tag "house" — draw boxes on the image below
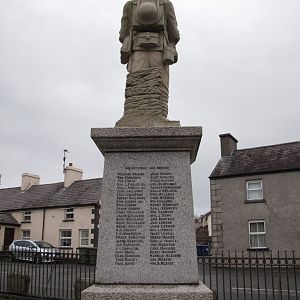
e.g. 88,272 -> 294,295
195,212 -> 211,245
210,134 -> 300,256
0,164 -> 102,251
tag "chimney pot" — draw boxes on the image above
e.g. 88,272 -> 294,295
219,133 -> 238,156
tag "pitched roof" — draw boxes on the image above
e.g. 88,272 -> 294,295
0,213 -> 20,226
210,141 -> 300,179
0,178 -> 102,212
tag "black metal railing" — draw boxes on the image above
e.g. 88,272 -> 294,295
199,251 -> 300,300
0,248 -> 97,300
0,249 -> 298,299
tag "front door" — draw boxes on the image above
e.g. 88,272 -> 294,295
3,227 -> 15,250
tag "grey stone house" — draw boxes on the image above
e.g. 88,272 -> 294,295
210,134 -> 300,256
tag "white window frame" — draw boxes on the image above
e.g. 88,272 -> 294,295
64,208 -> 74,220
59,230 -> 72,247
246,180 -> 263,201
21,230 -> 30,240
79,229 -> 90,247
23,211 -> 31,222
248,220 -> 267,249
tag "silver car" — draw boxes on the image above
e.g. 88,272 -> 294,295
9,240 -> 60,263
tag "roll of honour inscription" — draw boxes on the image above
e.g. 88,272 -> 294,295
115,171 -> 146,266
150,170 -> 181,266
115,166 -> 182,267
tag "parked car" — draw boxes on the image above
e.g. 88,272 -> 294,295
8,240 -> 60,263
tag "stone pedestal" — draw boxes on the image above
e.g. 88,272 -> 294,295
82,127 -> 213,299
82,282 -> 212,300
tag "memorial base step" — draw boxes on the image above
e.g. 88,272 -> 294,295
82,282 -> 213,300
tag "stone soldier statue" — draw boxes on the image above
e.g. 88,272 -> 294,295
116,0 -> 180,127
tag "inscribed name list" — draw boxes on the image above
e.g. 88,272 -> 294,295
115,166 -> 181,266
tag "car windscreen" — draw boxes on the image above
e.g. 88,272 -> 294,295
34,241 -> 54,248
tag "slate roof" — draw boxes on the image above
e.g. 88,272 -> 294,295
0,213 -> 20,226
210,141 -> 300,179
0,178 -> 102,212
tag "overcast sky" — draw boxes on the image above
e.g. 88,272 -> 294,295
0,0 -> 299,215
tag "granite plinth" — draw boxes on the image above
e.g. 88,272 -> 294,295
82,282 -> 213,300
91,127 -> 202,163
89,126 -> 207,296
96,151 -> 199,284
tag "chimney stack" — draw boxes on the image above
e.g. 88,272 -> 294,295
219,133 -> 238,156
64,163 -> 83,188
21,173 -> 40,192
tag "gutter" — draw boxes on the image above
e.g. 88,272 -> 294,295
209,168 -> 300,180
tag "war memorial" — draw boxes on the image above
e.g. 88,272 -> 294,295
82,0 -> 213,299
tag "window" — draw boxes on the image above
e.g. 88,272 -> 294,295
23,241 -> 35,248
35,241 -> 54,248
64,208 -> 74,220
246,180 -> 263,201
249,220 -> 266,249
79,230 -> 89,247
23,211 -> 31,222
21,230 -> 30,240
14,241 -> 25,247
60,230 -> 72,247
